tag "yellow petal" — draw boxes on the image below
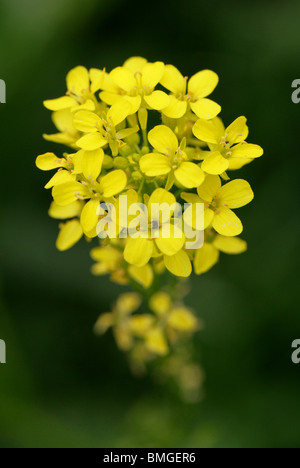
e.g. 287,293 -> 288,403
149,292 -> 172,316
167,307 -> 197,331
192,119 -> 220,144
141,61 -> 165,88
128,264 -> 154,289
155,225 -> 185,256
43,96 -> 76,111
94,313 -> 114,335
99,170 -> 127,198
183,203 -> 205,232
227,158 -> 252,170
71,99 -> 95,112
76,133 -> 107,151
144,90 -> 170,110
52,181 -> 90,206
190,98 -> 221,120
194,243 -> 219,274
124,56 -> 148,73
188,69 -> 219,98
73,111 -> 102,133
145,328 -> 169,356
56,219 -> 83,251
201,151 -> 229,175
123,95 -> 142,113
164,250 -> 192,277
99,91 -> 120,106
139,153 -> 171,177
124,237 -> 154,267
45,170 -> 75,189
148,125 -> 178,154
43,133 -> 77,146
174,162 -> 205,188
66,66 -> 90,95
90,245 -> 122,270
226,116 -> 249,145
148,188 -> 176,214
52,108 -> 77,134
213,235 -> 247,254
89,68 -> 105,93
80,199 -> 100,234
162,95 -> 187,119
49,200 -> 82,219
218,179 -> 254,208
129,315 -> 155,337
99,72 -> 119,92
197,175 -> 221,202
107,100 -> 132,126
110,66 -> 136,91
82,149 -> 104,179
117,126 -> 139,140
212,207 -> 243,236
160,64 -> 186,94
230,143 -> 263,159
181,193 -> 201,204
116,292 -> 142,315
204,208 -> 215,228
36,152 -> 65,171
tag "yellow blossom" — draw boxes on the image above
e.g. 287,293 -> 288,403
100,59 -> 170,112
160,64 -> 221,120
182,175 -> 253,236
140,125 -> 205,189
123,188 -> 185,267
193,116 -> 264,174
44,66 -> 96,112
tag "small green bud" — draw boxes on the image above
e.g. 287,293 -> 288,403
132,153 -> 141,163
132,171 -> 143,181
119,144 -> 132,157
126,133 -> 140,146
141,146 -> 150,155
113,157 -> 129,169
102,155 -> 114,169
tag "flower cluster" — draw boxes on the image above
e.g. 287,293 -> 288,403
36,57 -> 263,397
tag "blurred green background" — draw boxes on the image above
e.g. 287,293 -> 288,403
0,0 -> 299,448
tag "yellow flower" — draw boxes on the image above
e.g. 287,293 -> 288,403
160,64 -> 221,119
140,125 -> 205,189
100,59 -> 170,112
150,292 -> 198,332
43,108 -> 80,147
182,175 -> 253,236
52,169 -> 127,206
193,116 -> 264,174
44,66 -> 96,112
94,292 -> 142,351
123,188 -> 185,267
74,101 -> 139,155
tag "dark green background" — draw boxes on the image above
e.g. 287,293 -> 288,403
0,0 -> 299,448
